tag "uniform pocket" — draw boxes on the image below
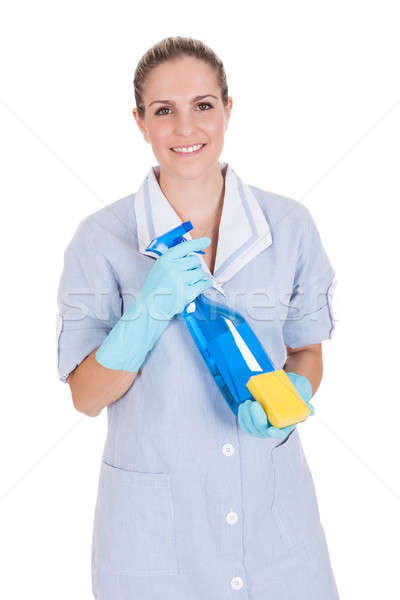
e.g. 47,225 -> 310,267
270,428 -> 322,551
92,460 -> 178,576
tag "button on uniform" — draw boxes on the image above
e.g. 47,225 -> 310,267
231,576 -> 244,590
222,443 -> 235,456
226,511 -> 238,525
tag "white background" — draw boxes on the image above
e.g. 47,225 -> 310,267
1,1 -> 399,598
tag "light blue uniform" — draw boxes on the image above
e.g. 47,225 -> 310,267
56,162 -> 339,599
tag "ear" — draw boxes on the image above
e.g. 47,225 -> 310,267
224,97 -> 233,129
132,108 -> 150,143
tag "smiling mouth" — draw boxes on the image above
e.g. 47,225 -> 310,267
170,143 -> 206,154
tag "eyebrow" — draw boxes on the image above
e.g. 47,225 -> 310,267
147,94 -> 219,108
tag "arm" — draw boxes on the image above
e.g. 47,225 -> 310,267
283,342 -> 323,396
62,236 -> 213,417
67,348 -> 137,417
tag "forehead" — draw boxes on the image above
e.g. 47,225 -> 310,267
143,56 -> 218,99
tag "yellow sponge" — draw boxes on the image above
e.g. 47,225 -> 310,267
246,369 -> 311,428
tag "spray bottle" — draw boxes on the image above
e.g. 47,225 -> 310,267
146,221 -> 311,427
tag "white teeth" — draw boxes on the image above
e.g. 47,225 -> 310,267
172,144 -> 204,153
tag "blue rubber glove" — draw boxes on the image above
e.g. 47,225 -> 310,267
95,237 -> 212,372
238,372 -> 314,439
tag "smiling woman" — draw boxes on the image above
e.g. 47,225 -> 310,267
132,51 -> 232,187
56,36 -> 339,600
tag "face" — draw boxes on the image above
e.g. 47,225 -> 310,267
132,56 -> 232,179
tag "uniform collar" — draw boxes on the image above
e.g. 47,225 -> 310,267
134,161 -> 272,296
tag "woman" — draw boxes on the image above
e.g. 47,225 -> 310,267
56,37 -> 339,599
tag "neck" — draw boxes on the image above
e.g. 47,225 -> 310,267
156,163 -> 226,229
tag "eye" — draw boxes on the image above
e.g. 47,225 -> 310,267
155,102 -> 213,116
155,106 -> 172,116
196,102 -> 213,111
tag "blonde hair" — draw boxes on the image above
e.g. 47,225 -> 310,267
133,36 -> 229,119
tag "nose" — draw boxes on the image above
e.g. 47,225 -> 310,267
174,110 -> 196,136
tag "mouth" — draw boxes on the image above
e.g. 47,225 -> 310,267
170,143 -> 206,156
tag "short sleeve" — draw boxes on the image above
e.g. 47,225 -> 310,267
56,218 -> 122,383
282,206 -> 336,349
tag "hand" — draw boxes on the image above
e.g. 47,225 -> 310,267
138,237 -> 213,321
96,237 -> 212,373
237,372 -> 314,439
